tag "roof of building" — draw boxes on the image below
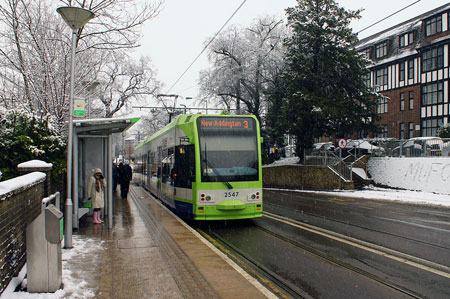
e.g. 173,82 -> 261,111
356,2 -> 450,49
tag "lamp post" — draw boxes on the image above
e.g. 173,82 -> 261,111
57,7 -> 94,248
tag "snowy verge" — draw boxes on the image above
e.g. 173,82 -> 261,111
265,185 -> 450,207
1,235 -> 103,299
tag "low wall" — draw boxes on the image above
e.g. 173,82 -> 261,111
263,164 -> 353,190
367,157 -> 450,194
0,160 -> 52,294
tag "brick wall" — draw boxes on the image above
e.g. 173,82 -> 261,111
378,85 -> 422,138
0,166 -> 50,294
263,165 -> 354,190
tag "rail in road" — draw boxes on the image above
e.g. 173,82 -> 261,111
194,191 -> 450,298
130,186 -> 450,298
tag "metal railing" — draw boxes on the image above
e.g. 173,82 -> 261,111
369,137 -> 450,158
304,149 -> 352,182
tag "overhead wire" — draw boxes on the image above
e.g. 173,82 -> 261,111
165,0 -> 248,94
357,0 -> 421,35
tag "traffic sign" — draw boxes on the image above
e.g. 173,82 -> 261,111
338,138 -> 347,149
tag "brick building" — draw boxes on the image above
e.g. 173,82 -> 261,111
356,3 -> 450,139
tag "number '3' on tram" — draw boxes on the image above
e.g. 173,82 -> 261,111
134,114 -> 263,220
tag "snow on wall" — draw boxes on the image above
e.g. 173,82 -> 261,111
367,157 -> 450,195
0,172 -> 46,199
17,160 -> 52,168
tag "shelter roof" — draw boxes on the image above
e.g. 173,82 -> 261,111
74,116 -> 140,135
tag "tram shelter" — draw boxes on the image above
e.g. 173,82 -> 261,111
72,116 -> 140,229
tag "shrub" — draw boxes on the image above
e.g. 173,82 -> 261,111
0,108 -> 66,180
438,123 -> 450,138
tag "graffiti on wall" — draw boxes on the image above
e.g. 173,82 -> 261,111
367,157 -> 450,195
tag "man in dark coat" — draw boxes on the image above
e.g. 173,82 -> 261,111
119,160 -> 132,199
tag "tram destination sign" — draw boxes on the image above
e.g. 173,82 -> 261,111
198,117 -> 253,130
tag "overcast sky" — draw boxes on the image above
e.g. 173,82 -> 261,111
136,0 -> 450,108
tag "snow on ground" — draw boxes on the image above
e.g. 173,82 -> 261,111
1,236 -> 103,299
267,185 -> 450,207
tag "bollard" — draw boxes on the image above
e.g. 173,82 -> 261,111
64,197 -> 73,248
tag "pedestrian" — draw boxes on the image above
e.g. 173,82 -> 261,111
88,168 -> 106,224
119,160 -> 132,199
112,162 -> 119,192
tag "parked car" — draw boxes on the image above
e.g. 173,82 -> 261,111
313,142 -> 336,152
392,137 -> 443,157
443,141 -> 450,157
343,139 -> 385,156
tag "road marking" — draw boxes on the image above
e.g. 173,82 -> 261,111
264,211 -> 450,279
329,197 -> 352,202
375,216 -> 450,233
388,211 -> 409,216
355,205 -> 373,210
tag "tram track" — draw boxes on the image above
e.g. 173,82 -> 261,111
264,201 -> 450,252
195,211 -> 444,299
131,186 -> 449,298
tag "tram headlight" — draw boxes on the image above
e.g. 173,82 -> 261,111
205,195 -> 212,201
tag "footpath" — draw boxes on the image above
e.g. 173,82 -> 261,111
65,184 -> 273,298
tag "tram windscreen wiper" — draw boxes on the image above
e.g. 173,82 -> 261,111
203,142 -> 233,189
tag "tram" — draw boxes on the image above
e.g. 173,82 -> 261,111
134,114 -> 263,220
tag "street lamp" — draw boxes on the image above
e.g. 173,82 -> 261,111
57,7 -> 94,248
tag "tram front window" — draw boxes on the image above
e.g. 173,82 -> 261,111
197,117 -> 259,182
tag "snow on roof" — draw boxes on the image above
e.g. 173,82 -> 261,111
0,172 -> 46,199
356,20 -> 421,50
356,3 -> 450,50
17,160 -> 53,169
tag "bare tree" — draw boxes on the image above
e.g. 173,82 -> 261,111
199,16 -> 287,122
94,55 -> 161,118
0,0 -> 162,131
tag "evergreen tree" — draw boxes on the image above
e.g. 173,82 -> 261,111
438,123 -> 450,138
0,108 -> 66,180
269,0 -> 380,159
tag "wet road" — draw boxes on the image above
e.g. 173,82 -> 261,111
197,189 -> 450,298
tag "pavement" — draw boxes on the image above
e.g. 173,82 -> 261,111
68,184 -> 273,299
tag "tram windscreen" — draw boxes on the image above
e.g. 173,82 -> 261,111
197,117 -> 259,182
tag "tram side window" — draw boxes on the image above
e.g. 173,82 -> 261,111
161,155 -> 173,184
174,145 -> 195,188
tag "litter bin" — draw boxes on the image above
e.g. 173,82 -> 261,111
26,203 -> 63,293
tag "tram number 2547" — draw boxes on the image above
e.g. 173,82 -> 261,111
224,191 -> 239,198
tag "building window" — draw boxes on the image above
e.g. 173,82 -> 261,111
399,62 -> 405,82
400,93 -> 405,111
422,46 -> 444,72
422,118 -> 443,136
409,91 -> 414,109
400,123 -> 405,139
408,122 -> 414,138
361,48 -> 371,59
425,15 -> 442,37
375,41 -> 388,58
377,97 -> 388,114
375,68 -> 388,86
377,125 -> 388,138
422,82 -> 443,105
408,59 -> 414,79
399,32 -> 414,47
363,72 -> 371,88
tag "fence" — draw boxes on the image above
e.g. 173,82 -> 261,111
370,137 -> 450,158
303,148 -> 352,182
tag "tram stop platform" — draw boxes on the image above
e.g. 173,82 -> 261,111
68,184 -> 273,298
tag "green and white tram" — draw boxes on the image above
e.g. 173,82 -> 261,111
134,114 -> 263,220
